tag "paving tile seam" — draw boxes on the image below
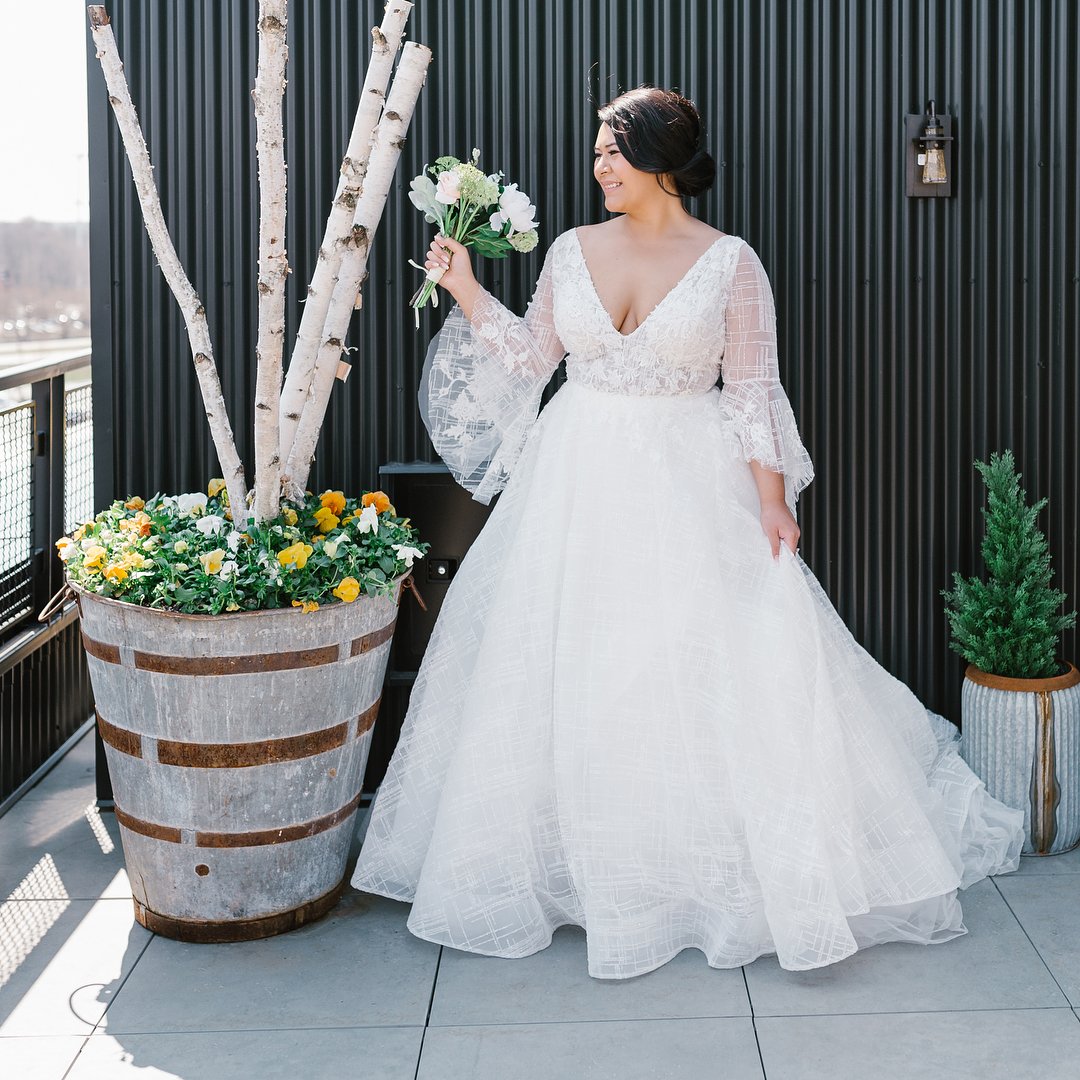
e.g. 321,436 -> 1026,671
424,1015 -> 760,1029
990,876 -> 1076,1007
74,1024 -> 430,1036
58,1034 -> 91,1080
753,1005 -> 1080,1021
89,931 -> 156,1035
414,946 -> 444,1080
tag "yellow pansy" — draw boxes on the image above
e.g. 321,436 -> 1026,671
332,577 -> 360,603
82,545 -> 107,571
72,525 -> 87,542
225,602 -> 240,612
291,599 -> 319,613
199,548 -> 226,575
207,478 -> 227,498
313,507 -> 339,534
320,490 -> 347,516
282,507 -> 298,526
173,539 -> 189,554
122,551 -> 149,570
124,496 -> 145,510
277,542 -> 314,570
103,563 -> 128,583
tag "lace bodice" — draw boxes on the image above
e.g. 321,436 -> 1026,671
419,226 -> 814,505
553,229 -> 736,396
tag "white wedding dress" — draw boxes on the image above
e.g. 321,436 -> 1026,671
350,227 -> 1024,978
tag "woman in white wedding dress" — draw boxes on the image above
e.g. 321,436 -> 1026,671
350,87 -> 1024,979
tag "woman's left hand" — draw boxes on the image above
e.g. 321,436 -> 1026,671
760,498 -> 800,560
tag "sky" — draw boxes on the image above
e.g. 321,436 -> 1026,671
0,0 -> 90,222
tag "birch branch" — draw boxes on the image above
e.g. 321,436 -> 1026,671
251,0 -> 289,523
282,41 -> 433,498
87,5 -> 248,521
277,0 -> 413,464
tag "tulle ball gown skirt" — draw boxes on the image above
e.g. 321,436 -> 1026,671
350,378 -> 1024,979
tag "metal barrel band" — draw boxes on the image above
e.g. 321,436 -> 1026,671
97,705 -> 379,767
81,620 -> 396,675
113,791 -> 364,848
132,878 -> 347,943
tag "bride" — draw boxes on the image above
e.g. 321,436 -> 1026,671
350,86 -> 1024,979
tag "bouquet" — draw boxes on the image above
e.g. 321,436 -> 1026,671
407,148 -> 539,327
55,483 -> 428,616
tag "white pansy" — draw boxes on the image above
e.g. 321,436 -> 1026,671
391,543 -> 425,568
226,529 -> 244,552
489,183 -> 538,234
58,542 -> 78,562
176,492 -> 207,516
195,514 -> 225,536
354,504 -> 380,535
175,562 -> 189,572
435,170 -> 461,204
219,560 -> 238,581
80,538 -> 99,552
323,540 -> 342,559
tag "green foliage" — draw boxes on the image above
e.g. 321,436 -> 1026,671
56,486 -> 428,616
941,450 -> 1075,678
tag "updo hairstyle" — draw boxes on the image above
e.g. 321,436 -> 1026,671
597,86 -> 716,198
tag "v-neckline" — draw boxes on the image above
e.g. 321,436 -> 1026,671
571,227 -> 728,339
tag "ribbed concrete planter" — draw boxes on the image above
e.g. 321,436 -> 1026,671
961,662 -> 1080,855
73,575 -> 407,941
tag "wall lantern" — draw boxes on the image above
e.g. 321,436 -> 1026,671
905,99 -> 955,198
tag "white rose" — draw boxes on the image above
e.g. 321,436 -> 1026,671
195,514 -> 225,536
489,184 -> 538,234
434,170 -> 461,205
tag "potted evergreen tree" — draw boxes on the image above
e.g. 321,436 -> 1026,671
943,450 -> 1078,855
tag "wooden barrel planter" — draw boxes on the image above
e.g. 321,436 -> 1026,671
961,662 -> 1080,856
72,575 -> 408,942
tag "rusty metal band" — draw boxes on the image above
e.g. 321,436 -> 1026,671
81,619 -> 396,675
81,631 -> 121,664
132,878 -> 346,943
96,707 -> 378,767
114,805 -> 183,843
965,662 -> 1080,693
356,697 -> 380,736
351,621 -> 396,656
95,709 -> 142,758
113,792 -> 363,849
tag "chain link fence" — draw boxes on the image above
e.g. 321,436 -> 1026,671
0,402 -> 35,634
65,383 -> 94,532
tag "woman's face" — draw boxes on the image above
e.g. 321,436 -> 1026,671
593,121 -> 655,211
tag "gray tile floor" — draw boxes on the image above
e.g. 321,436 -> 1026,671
3,731 -> 1080,1079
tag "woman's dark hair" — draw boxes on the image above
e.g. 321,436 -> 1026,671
597,86 -> 716,198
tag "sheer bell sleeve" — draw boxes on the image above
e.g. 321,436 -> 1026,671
418,242 -> 566,504
719,241 -> 814,511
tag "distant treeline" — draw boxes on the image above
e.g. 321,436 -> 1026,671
0,220 -> 91,322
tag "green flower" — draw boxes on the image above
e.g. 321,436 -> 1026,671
455,163 -> 500,207
508,229 -> 539,253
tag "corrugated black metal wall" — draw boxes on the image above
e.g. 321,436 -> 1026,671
88,0 -> 1079,720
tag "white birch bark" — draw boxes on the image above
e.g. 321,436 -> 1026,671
87,5 -> 248,520
277,0 -> 413,464
282,41 -> 433,499
251,0 -> 289,523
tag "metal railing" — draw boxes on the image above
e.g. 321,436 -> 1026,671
0,352 -> 96,808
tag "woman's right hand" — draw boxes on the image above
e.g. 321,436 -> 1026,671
425,234 -> 478,306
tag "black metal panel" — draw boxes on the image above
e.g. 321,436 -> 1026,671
89,0 -> 1079,720
0,610 -> 94,805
